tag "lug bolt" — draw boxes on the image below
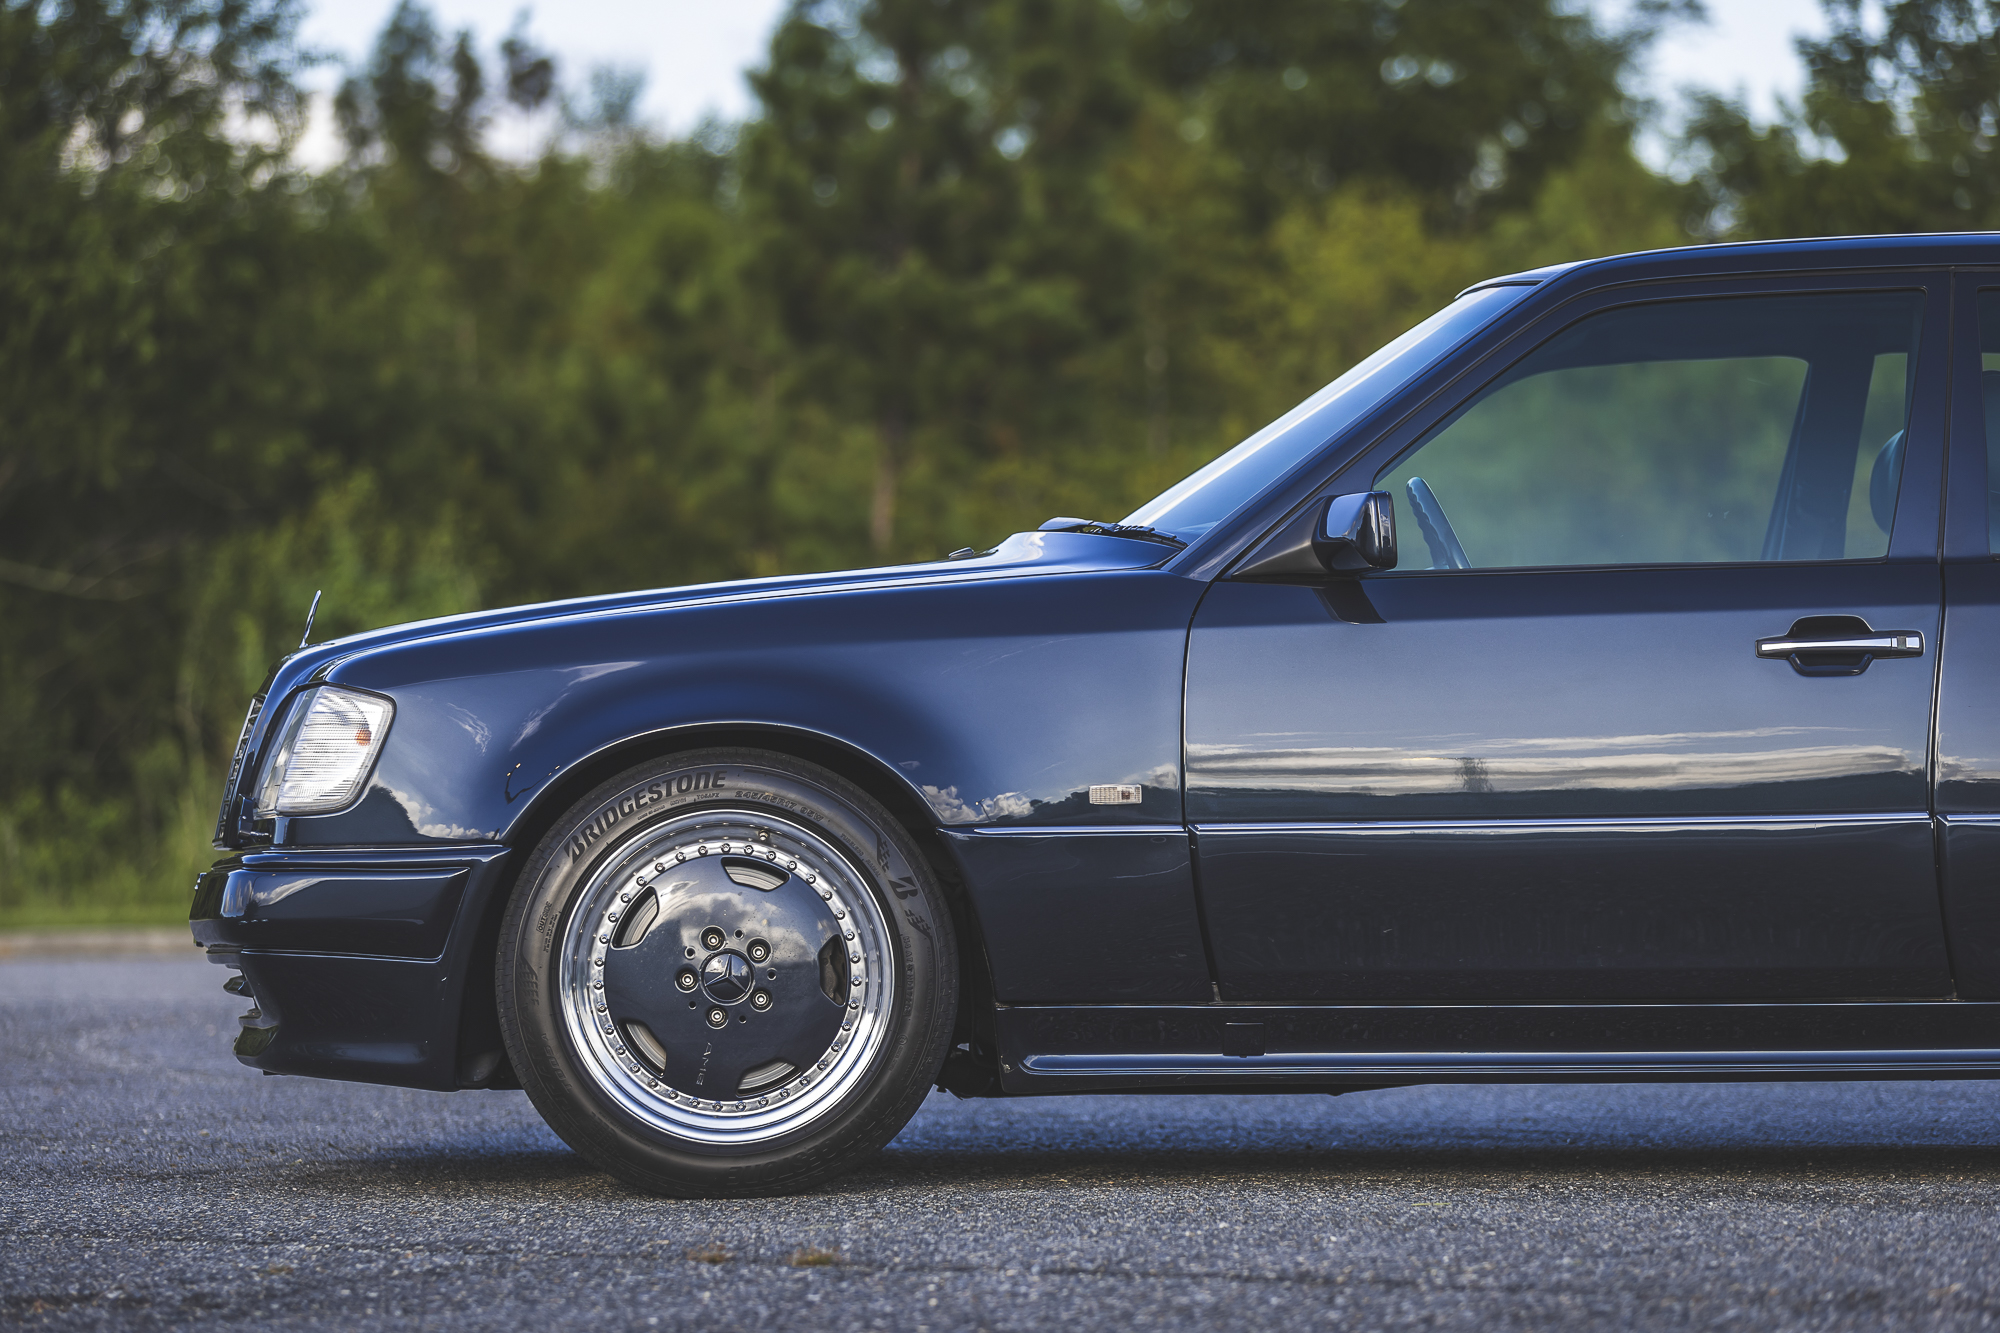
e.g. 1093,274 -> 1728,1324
751,991 -> 772,1011
676,970 -> 697,992
747,941 -> 769,963
706,1008 -> 726,1028
701,927 -> 725,951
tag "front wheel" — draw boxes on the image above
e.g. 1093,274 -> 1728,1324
496,748 -> 957,1196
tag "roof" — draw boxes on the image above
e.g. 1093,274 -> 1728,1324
1468,232 -> 2000,296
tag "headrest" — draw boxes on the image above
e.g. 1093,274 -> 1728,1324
1870,429 -> 1904,533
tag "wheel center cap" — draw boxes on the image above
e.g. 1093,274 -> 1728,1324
700,950 -> 755,1003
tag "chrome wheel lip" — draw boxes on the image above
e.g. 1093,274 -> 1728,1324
557,807 -> 896,1146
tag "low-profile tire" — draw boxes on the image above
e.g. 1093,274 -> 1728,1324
496,747 -> 957,1196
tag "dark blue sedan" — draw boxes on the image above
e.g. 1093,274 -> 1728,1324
192,233 -> 2000,1195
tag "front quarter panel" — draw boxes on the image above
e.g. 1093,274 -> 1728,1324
275,567 -> 1211,1004
296,567 -> 1201,845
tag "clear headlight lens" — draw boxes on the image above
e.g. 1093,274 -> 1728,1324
253,686 -> 394,817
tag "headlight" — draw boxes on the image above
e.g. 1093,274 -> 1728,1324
253,686 -> 394,817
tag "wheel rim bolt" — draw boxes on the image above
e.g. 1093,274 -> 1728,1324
752,991 -> 772,1011
706,1009 -> 726,1028
676,971 -> 697,991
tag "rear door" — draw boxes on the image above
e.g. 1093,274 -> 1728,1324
1186,273 -> 1954,1002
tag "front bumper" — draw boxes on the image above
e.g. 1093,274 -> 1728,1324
190,844 -> 513,1091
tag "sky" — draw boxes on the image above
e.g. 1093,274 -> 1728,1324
293,0 -> 1837,169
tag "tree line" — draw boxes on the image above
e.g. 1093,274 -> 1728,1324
2,0 -> 1995,922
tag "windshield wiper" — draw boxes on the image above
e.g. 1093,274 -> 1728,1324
1035,517 -> 1186,548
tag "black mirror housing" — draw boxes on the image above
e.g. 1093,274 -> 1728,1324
1313,491 -> 1397,573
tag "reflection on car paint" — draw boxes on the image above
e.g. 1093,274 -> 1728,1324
1188,737 -> 1914,796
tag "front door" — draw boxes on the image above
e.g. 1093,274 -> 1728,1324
1186,276 -> 1954,1002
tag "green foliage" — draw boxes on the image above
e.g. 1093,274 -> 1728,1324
1133,0 -> 1666,222
0,0 -> 1962,925
1688,0 -> 2000,236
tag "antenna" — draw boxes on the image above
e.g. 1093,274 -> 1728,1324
300,589 -> 323,649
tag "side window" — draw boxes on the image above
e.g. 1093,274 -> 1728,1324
1376,291 -> 1923,570
1976,292 -> 2000,551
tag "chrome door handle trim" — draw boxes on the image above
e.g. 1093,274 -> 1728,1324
1755,632 -> 1923,658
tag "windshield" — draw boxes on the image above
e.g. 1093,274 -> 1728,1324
1120,283 -> 1533,541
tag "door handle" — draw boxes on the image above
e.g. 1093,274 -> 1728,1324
1756,631 -> 1923,658
1755,625 -> 1922,677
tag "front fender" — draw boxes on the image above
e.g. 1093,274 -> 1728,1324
282,568 -> 1203,849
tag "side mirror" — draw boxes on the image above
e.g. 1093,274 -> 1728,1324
1313,491 -> 1397,573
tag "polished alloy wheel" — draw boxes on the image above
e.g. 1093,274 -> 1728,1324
556,807 -> 896,1145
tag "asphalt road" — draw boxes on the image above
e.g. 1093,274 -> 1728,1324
5,953 -> 2000,1331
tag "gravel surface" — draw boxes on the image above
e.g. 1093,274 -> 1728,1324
4,952 -> 2000,1331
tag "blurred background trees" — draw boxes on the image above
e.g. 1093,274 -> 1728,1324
0,0 -> 1985,922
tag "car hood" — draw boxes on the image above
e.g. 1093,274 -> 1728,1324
280,528 -> 1180,678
